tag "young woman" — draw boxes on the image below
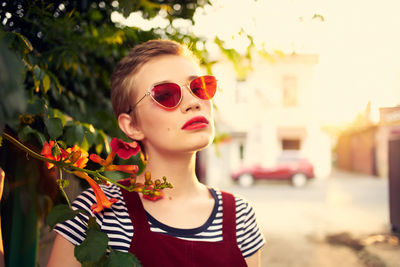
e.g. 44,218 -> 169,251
47,40 -> 265,266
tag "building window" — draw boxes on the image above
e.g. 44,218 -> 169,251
282,75 -> 298,107
282,139 -> 301,150
239,143 -> 244,160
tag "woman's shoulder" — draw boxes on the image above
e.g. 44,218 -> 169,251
100,183 -> 125,200
210,188 -> 252,205
210,187 -> 265,257
54,183 -> 132,248
69,183 -> 126,216
75,183 -> 124,202
209,187 -> 255,216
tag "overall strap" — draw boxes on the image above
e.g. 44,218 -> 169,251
221,191 -> 237,244
120,184 -> 150,231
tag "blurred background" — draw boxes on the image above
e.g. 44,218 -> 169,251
1,0 -> 400,266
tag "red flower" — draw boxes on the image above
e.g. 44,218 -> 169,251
41,141 -> 68,169
73,171 -> 118,213
110,138 -> 140,159
66,145 -> 88,168
142,185 -> 164,201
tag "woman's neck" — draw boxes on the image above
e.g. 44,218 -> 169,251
138,150 -> 204,199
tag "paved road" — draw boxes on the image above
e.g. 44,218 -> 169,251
221,169 -> 398,267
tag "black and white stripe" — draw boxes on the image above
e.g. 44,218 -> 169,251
54,184 -> 265,258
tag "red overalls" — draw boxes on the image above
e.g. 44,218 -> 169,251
120,188 -> 248,267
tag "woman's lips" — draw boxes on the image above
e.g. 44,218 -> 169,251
181,116 -> 209,130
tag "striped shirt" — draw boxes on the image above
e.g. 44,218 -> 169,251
54,184 -> 265,258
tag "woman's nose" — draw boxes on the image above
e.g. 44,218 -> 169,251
180,85 -> 201,112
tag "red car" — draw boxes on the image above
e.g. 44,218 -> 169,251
231,152 -> 315,187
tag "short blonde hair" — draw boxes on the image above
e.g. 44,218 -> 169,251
110,39 -> 197,118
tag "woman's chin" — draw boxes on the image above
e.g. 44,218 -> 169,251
193,136 -> 214,151
179,135 -> 214,153
194,142 -> 212,152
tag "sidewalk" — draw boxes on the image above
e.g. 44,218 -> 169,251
224,169 -> 400,266
364,241 -> 400,267
261,232 -> 400,267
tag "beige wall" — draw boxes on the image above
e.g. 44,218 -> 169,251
206,53 -> 332,186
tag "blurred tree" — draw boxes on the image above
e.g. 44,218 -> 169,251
0,0 -> 211,266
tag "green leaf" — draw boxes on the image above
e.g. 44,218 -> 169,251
33,131 -> 46,146
45,117 -> 63,140
95,142 -> 103,155
82,123 -> 96,146
80,136 -> 89,151
52,142 -> 61,157
74,227 -> 108,263
106,249 -> 142,267
46,204 -> 81,230
98,130 -> 110,154
56,140 -> 67,149
14,32 -> 33,53
42,74 -> 51,94
18,125 -> 35,141
74,124 -> 85,144
26,97 -> 45,115
87,216 -> 100,231
94,131 -> 105,154
102,171 -> 126,182
53,109 -> 67,126
47,71 -> 63,93
312,14 -> 325,22
33,65 -> 45,80
66,124 -> 85,146
18,125 -> 46,146
56,178 -> 69,189
65,121 -> 75,127
84,130 -> 96,147
90,10 -> 103,22
82,256 -> 107,267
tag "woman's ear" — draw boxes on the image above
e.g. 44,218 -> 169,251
118,113 -> 145,141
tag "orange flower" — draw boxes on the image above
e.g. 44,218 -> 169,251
89,154 -> 106,165
66,145 -> 88,168
41,142 -> 88,169
105,164 -> 139,174
73,171 -> 118,213
90,139 -> 140,168
41,141 -> 68,169
103,151 -> 116,167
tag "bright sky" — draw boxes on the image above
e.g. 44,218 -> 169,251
113,0 -> 400,124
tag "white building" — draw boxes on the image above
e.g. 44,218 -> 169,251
204,53 -> 331,187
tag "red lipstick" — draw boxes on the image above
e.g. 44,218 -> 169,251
181,116 -> 209,130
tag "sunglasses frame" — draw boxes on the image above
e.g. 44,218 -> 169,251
128,75 -> 217,112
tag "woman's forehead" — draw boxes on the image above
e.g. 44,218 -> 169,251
141,55 -> 199,75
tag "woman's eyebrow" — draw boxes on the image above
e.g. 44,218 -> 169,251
188,75 -> 199,81
152,75 -> 199,86
153,80 -> 171,85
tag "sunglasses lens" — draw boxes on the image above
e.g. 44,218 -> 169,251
190,75 -> 217,100
151,83 -> 181,108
